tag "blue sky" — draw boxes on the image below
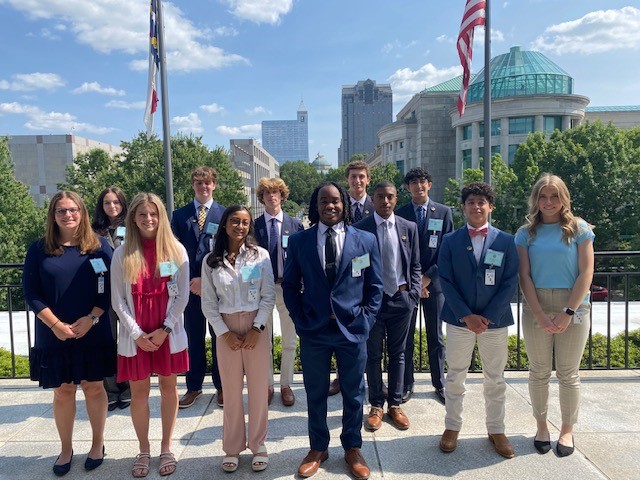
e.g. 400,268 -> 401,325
1,1 -> 639,167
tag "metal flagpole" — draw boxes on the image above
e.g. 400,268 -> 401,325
156,0 -> 175,215
483,0 -> 491,185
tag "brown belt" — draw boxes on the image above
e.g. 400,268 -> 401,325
275,278 -> 283,284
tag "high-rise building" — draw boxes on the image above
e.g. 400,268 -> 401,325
261,101 -> 309,164
338,79 -> 392,165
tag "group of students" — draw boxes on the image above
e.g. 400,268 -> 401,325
22,160 -> 594,479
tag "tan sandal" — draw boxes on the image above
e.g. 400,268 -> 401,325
159,451 -> 177,476
132,452 -> 150,478
252,444 -> 269,472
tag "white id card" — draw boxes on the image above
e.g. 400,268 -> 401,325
485,269 -> 496,286
90,258 -> 108,274
573,312 -> 583,325
248,286 -> 259,302
98,276 -> 105,293
209,238 -> 215,251
116,226 -> 126,238
429,234 -> 438,248
167,280 -> 179,297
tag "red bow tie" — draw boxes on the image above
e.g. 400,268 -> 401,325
469,227 -> 488,238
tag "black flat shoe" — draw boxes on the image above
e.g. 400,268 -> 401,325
118,399 -> 131,410
534,439 -> 552,454
556,437 -> 575,457
53,450 -> 73,477
108,402 -> 118,411
84,446 -> 105,471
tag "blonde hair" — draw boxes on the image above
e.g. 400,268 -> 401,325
45,191 -> 100,255
256,177 -> 289,204
522,173 -> 587,244
121,193 -> 183,284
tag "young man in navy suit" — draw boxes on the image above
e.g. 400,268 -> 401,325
283,182 -> 382,479
254,177 -> 304,407
437,182 -> 518,459
328,160 -> 376,396
353,181 -> 421,431
171,166 -> 226,408
395,168 -> 453,404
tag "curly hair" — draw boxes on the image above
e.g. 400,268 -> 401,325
403,167 -> 432,185
461,182 -> 495,205
256,177 -> 289,204
308,181 -> 351,226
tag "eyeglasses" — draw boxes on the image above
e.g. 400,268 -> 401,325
55,207 -> 81,216
228,218 -> 251,227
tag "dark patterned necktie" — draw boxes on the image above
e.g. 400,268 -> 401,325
325,228 -> 337,286
353,203 -> 362,223
416,206 -> 426,235
269,218 -> 279,278
197,204 -> 207,232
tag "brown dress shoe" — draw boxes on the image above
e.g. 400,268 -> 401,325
328,378 -> 340,396
344,447 -> 370,480
216,390 -> 223,408
439,429 -> 459,453
364,406 -> 384,431
488,433 -> 515,459
387,406 -> 410,430
298,449 -> 328,478
268,385 -> 274,405
178,390 -> 202,409
281,386 -> 295,406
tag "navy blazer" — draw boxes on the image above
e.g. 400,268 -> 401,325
395,199 -> 453,293
349,195 -> 375,223
171,201 -> 225,279
437,225 -> 519,329
254,212 -> 304,279
282,225 -> 383,343
352,215 -> 422,305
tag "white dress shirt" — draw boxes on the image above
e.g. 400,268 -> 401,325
467,222 -> 489,263
374,212 -> 406,287
317,221 -> 345,272
264,210 -> 284,277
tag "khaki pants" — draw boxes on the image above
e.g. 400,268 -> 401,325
444,323 -> 509,434
266,285 -> 297,388
522,288 -> 591,425
217,311 -> 269,455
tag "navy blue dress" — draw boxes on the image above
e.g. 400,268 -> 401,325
23,237 -> 116,388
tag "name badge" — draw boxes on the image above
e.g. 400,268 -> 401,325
484,249 -> 504,267
485,269 -> 496,286
248,285 -> 259,302
282,235 -> 289,249
209,238 -> 215,252
241,264 -> 261,282
206,222 -> 219,235
352,253 -> 370,277
167,280 -> 179,297
428,234 -> 439,249
98,276 -> 105,294
159,261 -> 178,277
116,226 -> 126,238
574,312 -> 583,325
428,218 -> 444,232
90,258 -> 108,274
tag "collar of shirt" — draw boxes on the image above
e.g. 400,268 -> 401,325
374,211 -> 395,228
349,195 -> 366,208
264,210 -> 284,223
318,221 -> 345,235
222,243 -> 248,270
466,222 -> 489,232
194,199 -> 214,210
411,199 -> 430,211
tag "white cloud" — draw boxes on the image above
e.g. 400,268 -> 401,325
72,81 -> 125,96
436,35 -> 451,43
201,102 -> 225,114
245,106 -> 270,116
532,6 -> 640,55
388,64 -> 463,103
172,112 -> 203,134
0,72 -> 65,92
381,39 -> 418,55
225,0 -> 294,25
214,26 -> 239,37
0,0 -> 249,72
437,28 -> 503,45
40,28 -> 61,40
215,124 -> 261,136
106,100 -> 146,109
0,101 -> 114,134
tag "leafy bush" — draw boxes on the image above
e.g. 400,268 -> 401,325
0,348 -> 29,377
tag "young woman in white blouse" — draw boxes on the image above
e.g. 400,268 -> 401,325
201,205 -> 275,473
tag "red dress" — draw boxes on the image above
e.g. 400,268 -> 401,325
117,239 -> 189,382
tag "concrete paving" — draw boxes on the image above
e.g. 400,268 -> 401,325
0,370 -> 638,479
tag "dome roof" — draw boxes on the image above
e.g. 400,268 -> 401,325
312,153 -> 331,169
467,46 -> 573,103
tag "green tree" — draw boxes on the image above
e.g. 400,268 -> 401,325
279,160 -> 322,207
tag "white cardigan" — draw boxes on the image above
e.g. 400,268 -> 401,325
110,243 -> 190,357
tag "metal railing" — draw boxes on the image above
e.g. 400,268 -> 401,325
2,252 -> 639,379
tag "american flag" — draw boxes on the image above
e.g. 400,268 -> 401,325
144,0 -> 159,134
457,0 -> 486,116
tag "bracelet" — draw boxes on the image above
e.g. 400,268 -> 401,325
50,320 -> 60,329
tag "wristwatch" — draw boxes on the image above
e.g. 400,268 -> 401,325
252,324 -> 265,333
562,307 -> 575,316
89,314 -> 100,326
163,325 -> 173,334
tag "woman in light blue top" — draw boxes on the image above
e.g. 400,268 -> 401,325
515,174 -> 594,457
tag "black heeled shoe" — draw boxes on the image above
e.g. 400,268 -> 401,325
534,438 -> 552,454
556,437 -> 575,457
53,450 -> 73,477
84,445 -> 105,471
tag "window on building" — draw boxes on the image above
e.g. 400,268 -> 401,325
509,117 -> 535,134
396,160 -> 404,172
543,116 -> 562,133
479,145 -> 500,160
462,149 -> 472,170
508,144 -> 519,165
479,119 -> 501,137
389,144 -> 393,152
462,125 -> 472,140
399,141 -> 404,149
